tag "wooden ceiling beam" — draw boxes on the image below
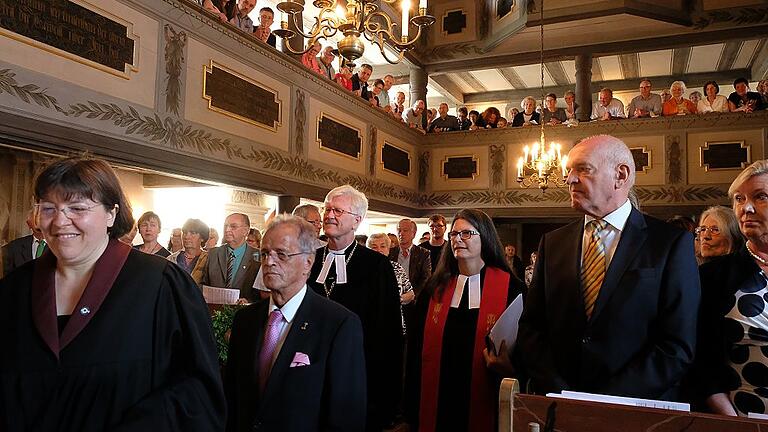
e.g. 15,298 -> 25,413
423,27 -> 768,74
751,40 -> 768,80
463,69 -> 752,104
429,75 -> 465,104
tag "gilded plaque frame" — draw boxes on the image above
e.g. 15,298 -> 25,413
202,60 -> 283,132
700,140 -> 750,172
316,112 -> 362,161
441,154 -> 479,181
629,146 -> 652,174
380,141 -> 411,178
0,0 -> 140,79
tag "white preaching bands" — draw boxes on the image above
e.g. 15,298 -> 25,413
315,247 -> 349,284
451,273 -> 481,309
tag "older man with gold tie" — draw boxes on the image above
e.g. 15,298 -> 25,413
518,134 -> 700,401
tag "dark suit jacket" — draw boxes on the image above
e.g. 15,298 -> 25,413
225,288 -> 366,432
517,208 -> 700,401
1,235 -> 34,277
201,244 -> 260,301
388,244 -> 432,297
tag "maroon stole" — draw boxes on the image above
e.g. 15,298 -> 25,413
31,239 -> 131,360
419,266 -> 510,432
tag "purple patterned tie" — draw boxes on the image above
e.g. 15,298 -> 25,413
258,309 -> 284,394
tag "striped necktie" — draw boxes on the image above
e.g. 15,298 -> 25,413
225,248 -> 235,288
581,219 -> 607,319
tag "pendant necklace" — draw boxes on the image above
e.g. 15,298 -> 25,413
322,242 -> 357,298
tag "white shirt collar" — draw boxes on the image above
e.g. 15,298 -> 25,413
268,285 -> 307,323
584,199 -> 632,232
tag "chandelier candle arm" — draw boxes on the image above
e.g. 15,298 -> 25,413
402,0 -> 409,40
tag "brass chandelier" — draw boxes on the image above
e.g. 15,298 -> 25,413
515,0 -> 567,192
273,0 -> 435,66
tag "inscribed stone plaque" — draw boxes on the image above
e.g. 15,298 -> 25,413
0,0 -> 135,73
204,62 -> 281,130
630,148 -> 650,173
382,143 -> 410,177
443,156 -> 478,180
701,141 -> 750,171
317,115 -> 361,159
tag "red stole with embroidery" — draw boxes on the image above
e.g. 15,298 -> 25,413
419,266 -> 509,432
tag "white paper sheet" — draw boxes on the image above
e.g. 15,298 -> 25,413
202,285 -> 240,305
554,390 -> 690,412
748,412 -> 768,420
489,293 -> 523,353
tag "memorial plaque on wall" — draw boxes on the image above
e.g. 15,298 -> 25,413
630,148 -> 650,173
0,0 -> 135,74
382,143 -> 410,177
701,141 -> 750,171
317,114 -> 362,159
204,62 -> 281,130
442,156 -> 478,180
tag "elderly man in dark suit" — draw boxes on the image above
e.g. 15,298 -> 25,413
518,134 -> 700,401
389,218 -> 432,299
225,215 -> 366,432
1,210 -> 46,277
201,213 -> 260,302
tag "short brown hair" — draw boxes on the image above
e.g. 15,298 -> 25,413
428,214 -> 446,225
34,156 -> 134,239
137,211 -> 161,230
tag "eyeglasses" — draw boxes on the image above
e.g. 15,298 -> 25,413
260,249 -> 310,262
322,207 -> 360,217
224,223 -> 245,230
448,229 -> 480,240
428,224 -> 446,229
695,226 -> 721,236
35,203 -> 101,220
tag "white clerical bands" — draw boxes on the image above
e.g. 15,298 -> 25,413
451,273 -> 481,309
315,250 -> 348,284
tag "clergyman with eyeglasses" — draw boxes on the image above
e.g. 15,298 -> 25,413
224,214 -> 366,431
307,184 -> 402,431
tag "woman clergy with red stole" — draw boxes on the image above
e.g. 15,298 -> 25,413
0,157 -> 225,432
405,209 -> 525,432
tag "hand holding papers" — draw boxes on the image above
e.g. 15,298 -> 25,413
489,293 -> 523,352
202,285 -> 240,305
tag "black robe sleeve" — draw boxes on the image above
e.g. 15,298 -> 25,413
111,262 -> 225,431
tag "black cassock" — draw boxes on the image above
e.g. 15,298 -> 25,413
0,240 -> 225,431
307,242 -> 403,431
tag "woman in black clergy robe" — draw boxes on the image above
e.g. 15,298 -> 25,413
0,157 -> 225,431
405,209 -> 525,432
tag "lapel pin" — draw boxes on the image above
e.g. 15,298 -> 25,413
300,322 -> 309,330
80,307 -> 91,316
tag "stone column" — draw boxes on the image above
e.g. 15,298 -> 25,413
575,54 -> 593,122
277,195 -> 301,215
409,66 -> 428,129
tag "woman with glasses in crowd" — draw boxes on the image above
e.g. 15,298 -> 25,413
693,160 -> 768,416
167,218 -> 210,286
0,157 -> 224,431
696,206 -> 743,264
405,209 -> 525,432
